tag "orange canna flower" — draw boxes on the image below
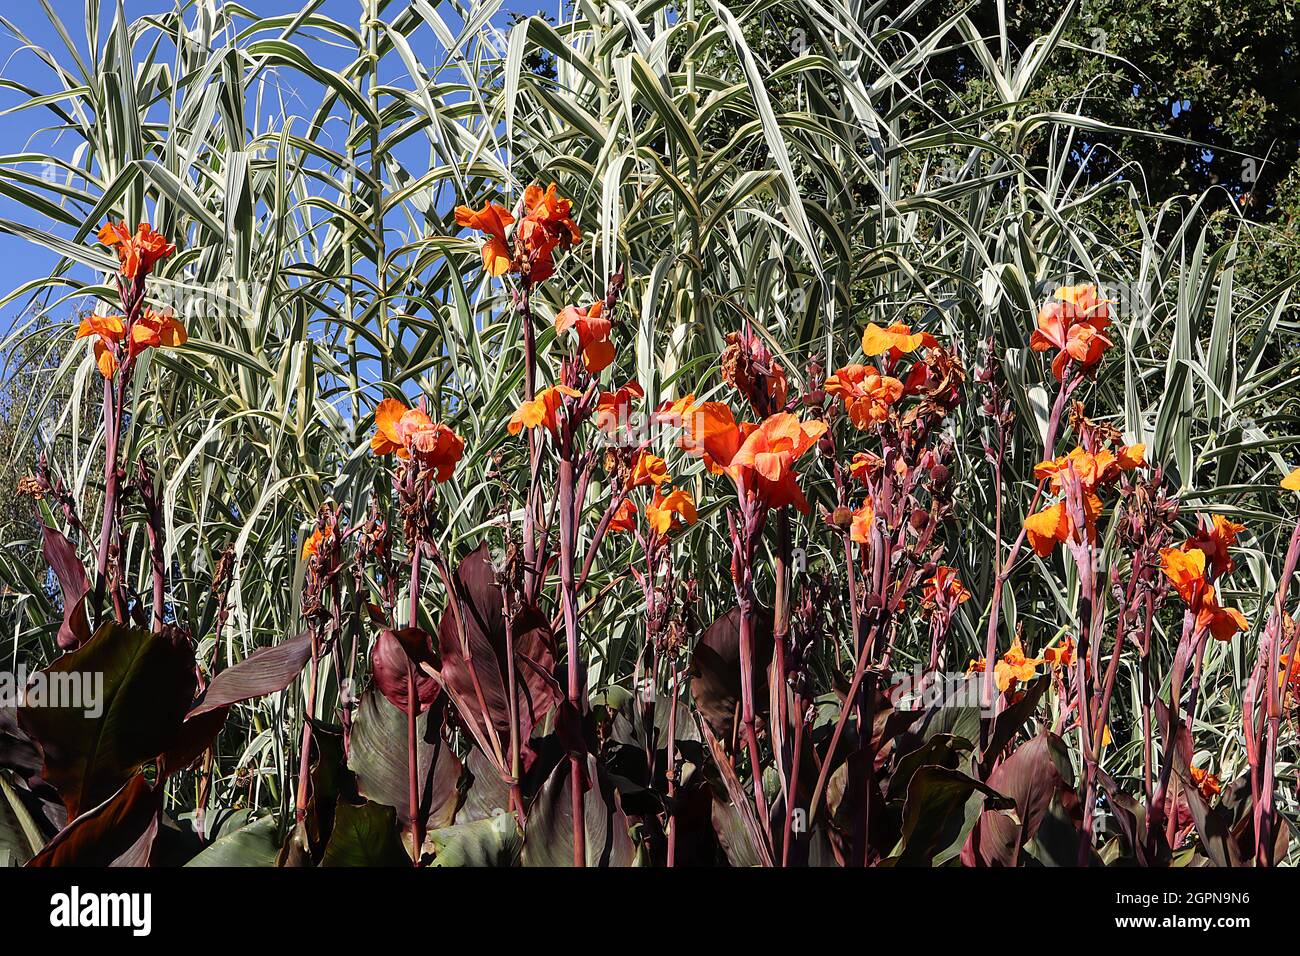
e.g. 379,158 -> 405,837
595,381 -> 644,434
97,221 -> 175,279
628,450 -> 669,488
1033,444 -> 1144,495
727,412 -> 828,513
993,636 -> 1040,692
1160,546 -> 1212,607
860,322 -> 939,360
1282,467 -> 1300,491
1197,598 -> 1248,643
1280,653 -> 1300,699
555,301 -> 614,374
370,398 -> 464,480
1159,546 -> 1248,642
922,566 -> 971,608
646,487 -> 697,536
966,657 -> 986,675
654,394 -> 697,425
849,499 -> 874,544
1184,514 -> 1247,580
1023,494 -> 1102,556
848,451 -> 882,485
824,364 -> 905,428
76,313 -> 127,377
130,307 -> 187,356
508,385 -> 581,437
1029,284 -> 1113,381
76,306 -> 186,378
1189,764 -> 1222,801
516,183 -> 582,283
1022,444 -> 1142,556
453,201 -> 515,276
608,498 -> 638,534
682,405 -> 826,513
301,526 -> 333,562
1042,635 -> 1077,669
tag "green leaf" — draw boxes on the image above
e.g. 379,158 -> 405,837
319,800 -> 410,867
426,813 -> 522,867
186,813 -> 280,867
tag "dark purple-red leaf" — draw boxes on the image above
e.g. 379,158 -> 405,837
27,774 -> 162,867
521,753 -> 635,867
689,606 -> 773,740
18,622 -> 195,818
371,628 -> 440,714
41,525 -> 90,651
348,688 -> 460,838
188,631 -> 313,718
964,732 -> 1069,866
437,544 -> 560,766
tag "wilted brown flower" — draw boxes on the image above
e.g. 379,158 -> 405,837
721,324 -> 788,416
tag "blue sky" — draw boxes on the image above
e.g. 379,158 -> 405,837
0,0 -> 550,332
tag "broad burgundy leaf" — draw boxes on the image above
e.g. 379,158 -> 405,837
689,606 -> 773,740
27,774 -> 162,867
437,543 -> 561,766
964,733 -> 1069,867
41,525 -> 90,651
348,688 -> 460,837
370,627 -> 439,714
0,706 -> 41,782
18,622 -> 195,817
521,753 -> 636,867
187,631 -> 313,718
896,765 -> 1013,866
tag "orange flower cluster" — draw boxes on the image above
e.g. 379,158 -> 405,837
968,636 -> 1040,692
608,443 -> 697,539
675,403 -> 827,513
555,301 -> 613,374
595,381 -> 644,435
1023,444 -> 1145,556
824,365 -> 904,428
608,498 -> 637,533
645,488 -> 697,536
1042,636 -> 1076,669
1029,284 -> 1112,381
301,525 -> 333,562
848,451 -> 881,485
1281,653 -> 1300,702
371,398 -> 465,481
1183,515 -> 1247,580
97,221 -> 175,279
1159,546 -> 1248,642
610,487 -> 698,538
860,322 -> 938,360
77,306 -> 187,378
824,322 -> 942,429
455,183 -> 581,284
849,499 -> 874,543
920,566 -> 971,610
508,385 -> 581,437
77,221 -> 186,377
1189,764 -> 1222,801
628,450 -> 669,488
